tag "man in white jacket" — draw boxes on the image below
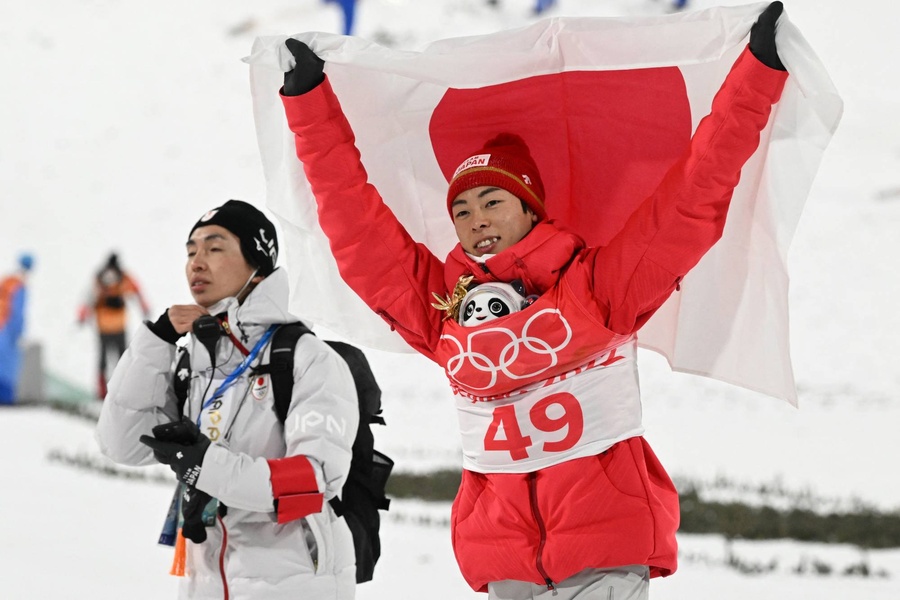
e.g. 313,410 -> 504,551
96,199 -> 359,600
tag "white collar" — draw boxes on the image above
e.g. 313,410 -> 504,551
465,251 -> 495,263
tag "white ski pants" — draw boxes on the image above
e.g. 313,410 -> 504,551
488,565 -> 650,600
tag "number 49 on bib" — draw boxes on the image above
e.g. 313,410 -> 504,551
483,393 -> 584,461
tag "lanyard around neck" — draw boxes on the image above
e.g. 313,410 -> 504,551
196,324 -> 277,425
220,317 -> 250,356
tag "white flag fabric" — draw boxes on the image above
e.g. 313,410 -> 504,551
245,3 -> 841,406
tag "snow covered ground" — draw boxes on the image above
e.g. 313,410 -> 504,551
2,0 -> 900,597
3,406 -> 899,598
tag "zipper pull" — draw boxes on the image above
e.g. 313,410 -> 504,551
546,579 -> 557,595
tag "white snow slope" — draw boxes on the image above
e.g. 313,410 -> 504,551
1,0 -> 899,598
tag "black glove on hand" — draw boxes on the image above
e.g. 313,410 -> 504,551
149,415 -> 201,444
750,1 -> 786,71
148,309 -> 184,344
140,416 -> 211,487
180,485 -> 213,544
283,38 -> 325,96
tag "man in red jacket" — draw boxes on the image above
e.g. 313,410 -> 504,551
279,3 -> 788,597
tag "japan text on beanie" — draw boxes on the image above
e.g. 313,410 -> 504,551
446,133 -> 547,220
189,200 -> 279,275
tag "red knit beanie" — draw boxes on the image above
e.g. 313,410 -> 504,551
446,133 -> 547,220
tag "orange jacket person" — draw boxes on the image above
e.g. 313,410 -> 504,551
78,253 -> 150,398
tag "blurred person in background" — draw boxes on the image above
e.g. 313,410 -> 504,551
488,0 -> 686,14
324,0 -> 358,36
533,0 -> 556,15
0,253 -> 34,404
486,0 -> 557,15
77,252 -> 150,399
653,0 -> 690,12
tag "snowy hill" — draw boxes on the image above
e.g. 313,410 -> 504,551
2,0 -> 900,598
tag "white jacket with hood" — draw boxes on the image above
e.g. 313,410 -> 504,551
96,268 -> 359,600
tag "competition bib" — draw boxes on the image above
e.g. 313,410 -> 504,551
455,339 -> 643,473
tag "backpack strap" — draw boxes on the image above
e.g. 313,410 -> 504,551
320,340 -> 391,518
252,323 -> 313,423
322,341 -> 385,425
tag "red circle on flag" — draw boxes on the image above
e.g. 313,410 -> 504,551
429,68 -> 692,247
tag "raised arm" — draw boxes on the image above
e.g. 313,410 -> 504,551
591,2 -> 789,335
280,41 -> 449,357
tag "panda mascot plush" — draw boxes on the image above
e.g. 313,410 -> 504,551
458,280 -> 534,327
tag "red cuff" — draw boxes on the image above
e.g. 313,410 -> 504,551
268,455 -> 323,523
274,492 -> 324,524
268,455 -> 319,496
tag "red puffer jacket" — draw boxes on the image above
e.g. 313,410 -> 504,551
282,47 -> 786,591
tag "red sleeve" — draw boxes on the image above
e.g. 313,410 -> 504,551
282,80 -> 446,360
593,47 -> 789,334
267,455 -> 324,524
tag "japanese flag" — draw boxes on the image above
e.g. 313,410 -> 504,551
245,3 -> 842,406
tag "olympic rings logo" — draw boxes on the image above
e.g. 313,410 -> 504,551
442,308 -> 572,390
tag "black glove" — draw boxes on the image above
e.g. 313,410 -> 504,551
140,416 -> 211,487
148,415 -> 201,444
749,1 -> 786,71
283,38 -> 325,96
180,485 -> 213,544
147,309 -> 184,344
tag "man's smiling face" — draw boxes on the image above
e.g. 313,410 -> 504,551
450,186 -> 538,257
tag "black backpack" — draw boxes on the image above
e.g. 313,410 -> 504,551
173,322 -> 393,584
